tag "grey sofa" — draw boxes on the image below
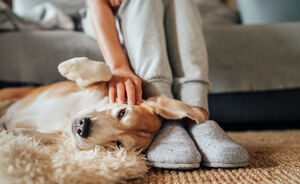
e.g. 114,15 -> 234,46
1,22 -> 300,126
1,0 -> 300,127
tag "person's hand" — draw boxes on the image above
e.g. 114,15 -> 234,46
108,68 -> 142,105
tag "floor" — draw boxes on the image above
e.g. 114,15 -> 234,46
129,130 -> 300,184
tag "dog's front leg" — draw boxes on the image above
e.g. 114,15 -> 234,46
10,128 -> 63,144
58,57 -> 112,88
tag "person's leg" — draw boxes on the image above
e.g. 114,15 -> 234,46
116,0 -> 173,98
116,0 -> 201,169
164,0 -> 209,111
163,0 -> 249,168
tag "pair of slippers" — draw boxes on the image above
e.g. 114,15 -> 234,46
147,120 -> 249,169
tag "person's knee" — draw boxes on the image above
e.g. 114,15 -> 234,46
143,80 -> 173,99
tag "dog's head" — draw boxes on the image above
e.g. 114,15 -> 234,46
71,95 -> 206,151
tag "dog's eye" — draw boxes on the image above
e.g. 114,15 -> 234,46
115,140 -> 123,148
117,108 -> 126,119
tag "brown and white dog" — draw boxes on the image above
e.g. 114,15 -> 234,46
0,58 -> 206,151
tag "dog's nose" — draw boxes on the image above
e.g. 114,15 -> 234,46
75,117 -> 91,138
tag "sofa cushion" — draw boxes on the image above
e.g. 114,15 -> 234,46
237,0 -> 300,25
0,31 -> 103,84
13,0 -> 86,18
204,22 -> 300,93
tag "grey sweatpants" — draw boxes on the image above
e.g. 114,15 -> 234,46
82,0 -> 210,112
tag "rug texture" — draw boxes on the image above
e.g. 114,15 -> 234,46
130,130 -> 300,184
0,131 -> 148,184
1,130 -> 299,184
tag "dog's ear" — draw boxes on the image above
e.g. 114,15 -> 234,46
142,95 -> 208,124
58,57 -> 112,88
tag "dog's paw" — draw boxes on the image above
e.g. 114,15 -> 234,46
58,57 -> 112,88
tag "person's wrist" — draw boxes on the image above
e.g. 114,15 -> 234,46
109,61 -> 131,73
106,55 -> 131,71
111,66 -> 133,76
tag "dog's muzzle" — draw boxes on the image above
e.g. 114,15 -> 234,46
74,117 -> 91,138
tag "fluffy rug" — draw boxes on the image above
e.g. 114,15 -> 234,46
0,130 -> 148,184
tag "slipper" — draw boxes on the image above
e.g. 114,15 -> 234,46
147,120 -> 201,170
188,120 -> 249,168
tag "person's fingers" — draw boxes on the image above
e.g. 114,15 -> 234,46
109,82 -> 116,103
125,79 -> 135,105
116,82 -> 126,104
133,78 -> 143,104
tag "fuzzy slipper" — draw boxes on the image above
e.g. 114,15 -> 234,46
188,120 -> 249,168
146,120 -> 201,170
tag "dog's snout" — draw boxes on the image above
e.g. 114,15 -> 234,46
75,118 -> 91,138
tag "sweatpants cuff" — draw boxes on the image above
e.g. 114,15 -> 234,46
176,82 -> 209,113
143,81 -> 173,99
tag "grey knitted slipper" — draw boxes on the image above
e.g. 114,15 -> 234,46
188,120 -> 249,168
147,120 -> 201,170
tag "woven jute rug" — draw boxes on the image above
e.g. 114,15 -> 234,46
130,130 -> 300,184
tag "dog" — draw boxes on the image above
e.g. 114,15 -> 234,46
0,57 -> 207,151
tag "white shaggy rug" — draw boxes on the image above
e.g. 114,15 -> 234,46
0,131 -> 148,184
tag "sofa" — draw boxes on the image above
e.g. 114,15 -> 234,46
1,0 -> 299,128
